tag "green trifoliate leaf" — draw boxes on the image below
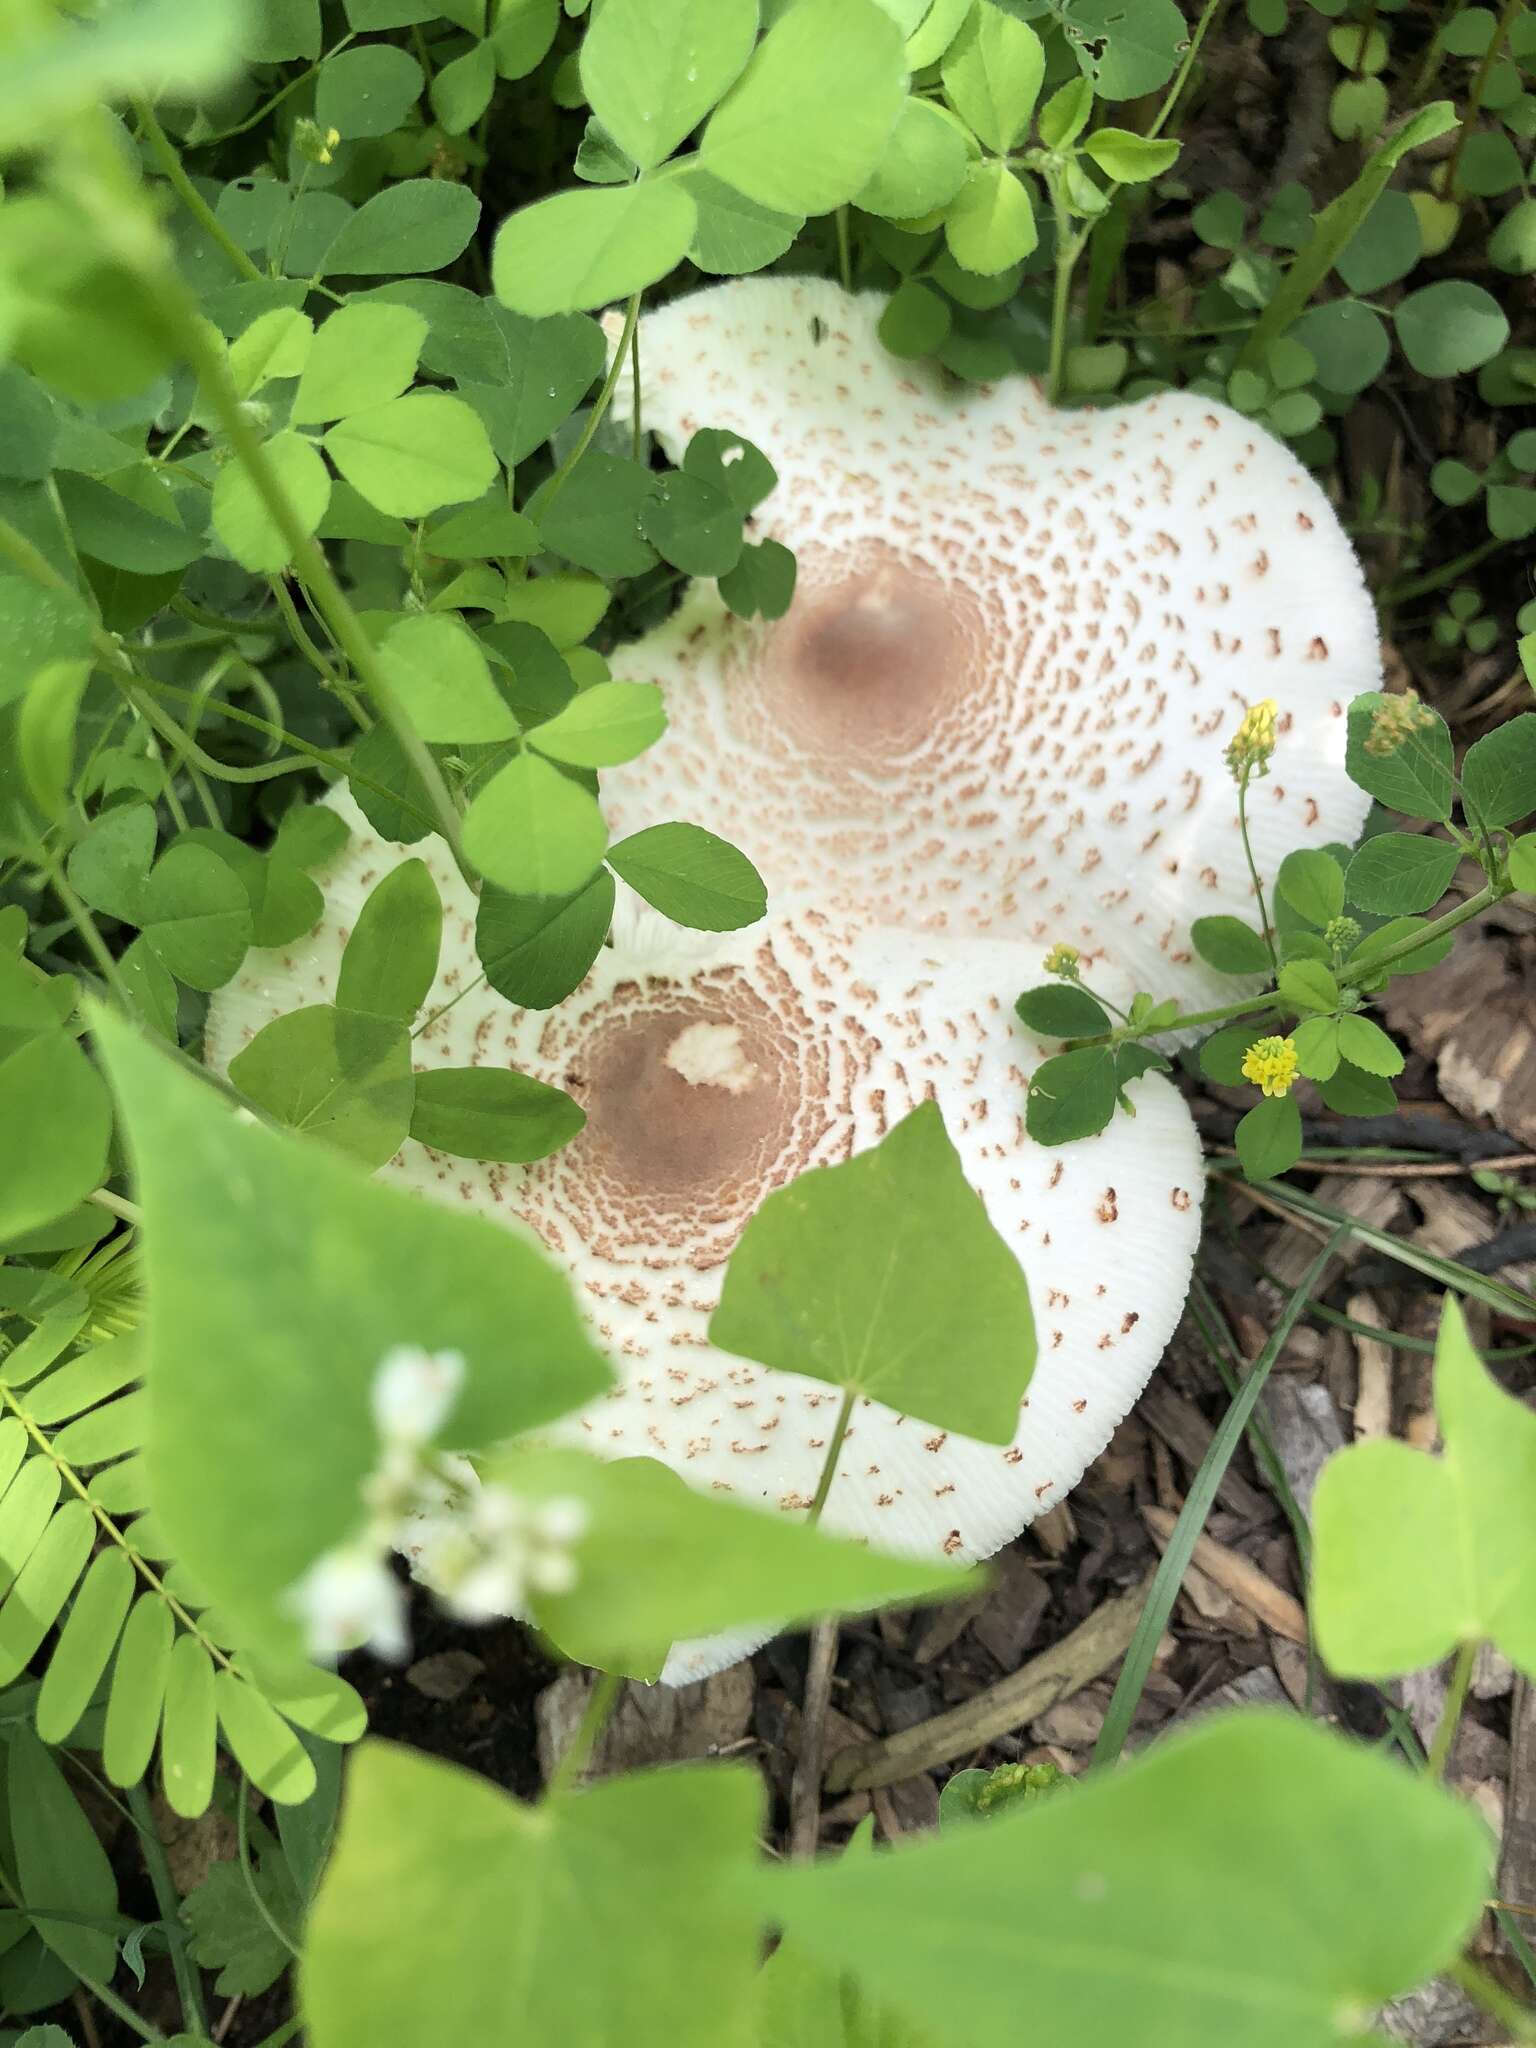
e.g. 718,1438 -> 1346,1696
1081,126 -> 1179,182
318,180 -> 481,277
944,161 -> 1038,274
409,1066 -> 584,1163
710,1101 -> 1035,1442
1276,848 -> 1346,927
606,822 -> 767,930
698,0 -> 907,214
324,393 -> 497,518
67,802 -> 157,926
1345,691 -> 1454,820
1462,712 -> 1536,830
475,869 -> 615,1009
1037,75 -> 1093,148
491,183 -> 698,317
529,453 -> 660,580
719,537 -> 796,619
683,171 -> 803,274
1277,957 -> 1340,1013
228,308 -> 314,396
292,302 -> 428,423
430,38 -> 496,132
229,1005 -> 415,1171
1054,0 -> 1188,99
856,97 -> 971,219
336,861 -> 443,1025
377,612 -> 518,744
754,1711 -> 1491,2047
639,472 -> 745,577
423,499 -> 540,561
879,280 -> 953,360
1024,1043 -> 1118,1143
306,1747 -> 763,2048
1291,1014 -> 1342,1082
528,681 -> 666,770
1318,1061 -> 1397,1116
580,0 -> 759,169
1234,1093 -> 1302,1182
1345,916 -> 1452,979
1190,915 -> 1271,975
1344,833 -> 1460,916
212,431 -> 331,574
90,1007 -> 611,1659
1013,985 -> 1110,1038
140,844 -> 253,991
1335,1013 -> 1404,1077
1314,1296 -> 1536,1679
683,427 -> 778,513
941,0 -> 1045,151
314,43 -> 423,137
1395,280 -> 1510,378
463,752 -> 608,897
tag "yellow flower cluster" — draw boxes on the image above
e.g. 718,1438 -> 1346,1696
1043,943 -> 1081,979
1225,698 -> 1278,782
1241,1034 -> 1299,1098
1364,689 -> 1436,757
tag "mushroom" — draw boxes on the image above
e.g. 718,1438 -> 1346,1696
207,802 -> 1202,1679
208,277 -> 1380,1680
599,276 -> 1378,1012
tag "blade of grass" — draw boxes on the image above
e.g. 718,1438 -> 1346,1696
1188,1276 -> 1312,1573
1091,1226 -> 1348,1772
1214,1170 -> 1536,1321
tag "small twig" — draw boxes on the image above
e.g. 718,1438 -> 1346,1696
1140,1505 -> 1308,1641
72,1987 -> 104,2048
214,1995 -> 244,2044
789,1618 -> 841,1858
824,1572 -> 1153,1794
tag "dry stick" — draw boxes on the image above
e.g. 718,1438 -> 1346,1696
1140,1504 -> 1308,1641
823,1571 -> 1154,1796
788,1385 -> 858,1855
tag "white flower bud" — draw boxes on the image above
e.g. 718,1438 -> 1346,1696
288,1546 -> 408,1663
371,1347 -> 464,1447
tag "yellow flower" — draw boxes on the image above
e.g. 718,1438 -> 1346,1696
1241,1034 -> 1299,1098
1225,697 -> 1278,782
1043,943 -> 1081,979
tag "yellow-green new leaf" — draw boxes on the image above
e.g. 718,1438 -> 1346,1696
1313,1296 -> 1536,1679
492,184 -> 698,316
943,160 -> 1038,274
212,431 -> 332,575
941,0 -> 1045,153
581,0 -> 759,168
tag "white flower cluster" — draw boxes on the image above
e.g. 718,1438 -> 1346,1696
287,1346 -> 588,1663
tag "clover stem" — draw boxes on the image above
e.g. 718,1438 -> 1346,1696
836,205 -> 853,293
133,99 -> 262,283
542,289 -> 642,511
1236,774 -> 1280,979
1147,0 -> 1227,137
36,844 -> 135,1011
128,1783 -> 211,2039
1425,1637 -> 1478,1778
808,1384 -> 858,1528
1046,177 -> 1083,405
547,1668 -> 623,1798
136,277 -> 472,883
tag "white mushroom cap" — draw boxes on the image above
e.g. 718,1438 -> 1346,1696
207,794 -> 1203,1680
601,277 -> 1379,1014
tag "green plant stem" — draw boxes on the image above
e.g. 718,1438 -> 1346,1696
547,1669 -> 623,1797
1046,176 -> 1082,405
237,1779 -> 302,1961
142,282 -> 471,882
1448,1956 -> 1536,2043
542,289 -> 642,511
89,1189 -> 145,1227
1091,1226 -> 1348,1771
36,845 -> 135,1010
76,1968 -> 165,2043
1362,879 -> 1500,975
1446,0 -> 1522,190
1385,534 -> 1510,605
191,41 -> 353,146
808,1384 -> 858,1527
1148,0 -> 1226,136
1237,775 -> 1280,977
1426,1638 -> 1478,1778
133,100 -> 262,283
128,1783 -> 210,2039
836,205 -> 853,292
251,2021 -> 305,2048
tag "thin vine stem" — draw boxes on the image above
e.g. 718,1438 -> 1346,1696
541,289 -> 642,510
1237,774 -> 1280,978
133,100 -> 262,283
128,1782 -> 211,2040
1425,1638 -> 1478,1778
